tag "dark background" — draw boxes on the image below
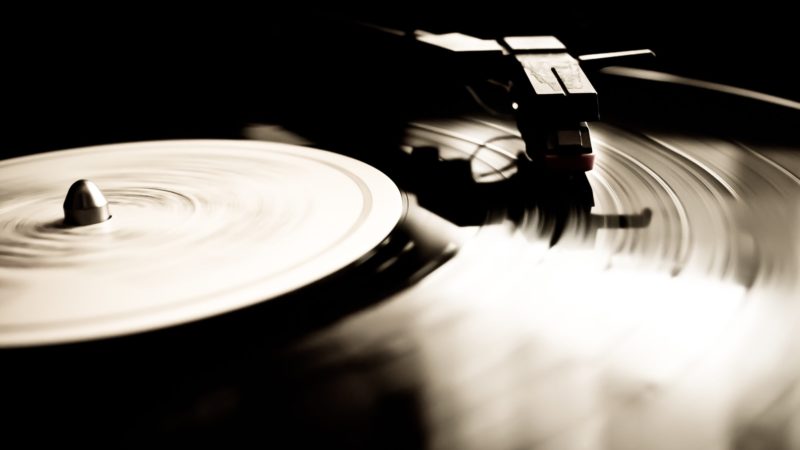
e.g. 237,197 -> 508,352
2,5 -> 797,158
2,6 -> 797,447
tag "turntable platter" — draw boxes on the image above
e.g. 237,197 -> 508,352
0,140 -> 403,347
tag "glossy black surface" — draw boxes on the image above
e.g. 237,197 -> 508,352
2,9 -> 799,449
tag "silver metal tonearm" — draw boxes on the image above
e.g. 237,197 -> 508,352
414,30 -> 653,172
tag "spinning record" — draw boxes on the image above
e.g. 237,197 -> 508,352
0,140 -> 404,347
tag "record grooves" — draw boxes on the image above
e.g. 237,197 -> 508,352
2,18 -> 800,449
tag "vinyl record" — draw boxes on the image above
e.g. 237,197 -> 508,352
0,140 -> 403,347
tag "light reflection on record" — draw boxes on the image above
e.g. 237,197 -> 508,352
0,140 -> 403,347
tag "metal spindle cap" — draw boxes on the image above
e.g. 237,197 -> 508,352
63,179 -> 111,226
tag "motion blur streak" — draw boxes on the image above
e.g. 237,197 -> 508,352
601,67 -> 800,111
293,118 -> 800,449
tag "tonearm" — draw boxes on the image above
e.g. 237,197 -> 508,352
414,31 -> 653,172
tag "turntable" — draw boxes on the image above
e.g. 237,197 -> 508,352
2,10 -> 800,450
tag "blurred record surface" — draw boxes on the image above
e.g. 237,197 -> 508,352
2,37 -> 800,449
270,70 -> 800,449
0,140 -> 403,346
